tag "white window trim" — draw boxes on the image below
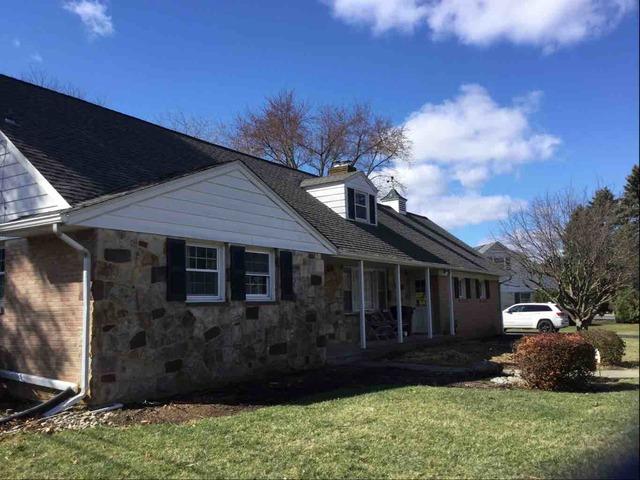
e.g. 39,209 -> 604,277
245,247 -> 276,302
185,241 -> 225,303
353,189 -> 370,224
457,277 -> 466,300
479,279 -> 487,300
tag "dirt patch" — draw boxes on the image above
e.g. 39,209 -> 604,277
389,336 -> 519,368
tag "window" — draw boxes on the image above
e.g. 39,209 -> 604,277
377,270 -> 388,310
343,268 -> 353,312
354,190 -> 368,221
454,277 -> 460,299
344,267 -> 387,312
508,305 -> 524,313
479,280 -> 487,299
245,250 -> 274,301
485,279 -> 491,299
0,248 -> 5,304
523,305 -> 552,312
186,244 -> 223,302
465,278 -> 472,299
475,279 -> 481,299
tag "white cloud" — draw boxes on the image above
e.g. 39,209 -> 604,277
323,0 -> 635,50
377,84 -> 558,228
404,84 -> 560,188
325,0 -> 428,33
29,53 -> 43,63
12,38 -> 21,48
418,193 -> 527,229
63,0 -> 114,38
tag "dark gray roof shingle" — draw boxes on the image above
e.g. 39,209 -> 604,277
0,75 -> 500,275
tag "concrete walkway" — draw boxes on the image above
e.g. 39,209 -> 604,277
596,368 -> 639,379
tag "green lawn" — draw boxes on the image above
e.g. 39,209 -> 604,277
1,383 -> 638,479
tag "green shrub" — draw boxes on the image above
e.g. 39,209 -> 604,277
614,288 -> 639,324
578,329 -> 625,365
515,334 -> 596,390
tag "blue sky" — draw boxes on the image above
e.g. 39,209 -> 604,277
1,0 -> 638,245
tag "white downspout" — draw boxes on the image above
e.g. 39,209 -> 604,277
46,224 -> 91,416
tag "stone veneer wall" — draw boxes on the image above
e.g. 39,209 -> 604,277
89,229 -> 334,404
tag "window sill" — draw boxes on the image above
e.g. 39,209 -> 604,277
186,298 -> 225,304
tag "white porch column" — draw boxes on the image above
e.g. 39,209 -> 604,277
395,264 -> 403,343
359,260 -> 366,350
426,268 -> 433,339
448,269 -> 455,336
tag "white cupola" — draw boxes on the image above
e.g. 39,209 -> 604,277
380,188 -> 407,215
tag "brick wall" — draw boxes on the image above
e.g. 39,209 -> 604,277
453,278 -> 501,338
0,231 -> 95,384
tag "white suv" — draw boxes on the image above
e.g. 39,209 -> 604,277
502,303 -> 570,333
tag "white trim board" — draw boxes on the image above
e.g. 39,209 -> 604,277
64,161 -> 336,255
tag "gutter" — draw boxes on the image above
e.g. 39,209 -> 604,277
43,223 -> 91,416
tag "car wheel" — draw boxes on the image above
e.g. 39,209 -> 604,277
537,320 -> 554,333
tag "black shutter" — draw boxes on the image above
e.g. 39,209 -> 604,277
475,279 -> 481,299
347,187 -> 355,220
454,277 -> 460,299
279,250 -> 295,301
230,245 -> 246,301
369,194 -> 376,224
485,279 -> 491,299
166,238 -> 186,301
465,278 -> 472,299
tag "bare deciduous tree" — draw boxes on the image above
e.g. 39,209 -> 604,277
227,90 -> 411,176
156,110 -> 226,144
20,67 -> 107,106
501,189 -> 636,329
231,90 -> 311,169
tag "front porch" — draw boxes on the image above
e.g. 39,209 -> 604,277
324,257 -> 458,355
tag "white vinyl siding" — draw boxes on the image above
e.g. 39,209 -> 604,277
70,164 -> 333,254
0,132 -> 68,223
303,171 -> 377,222
305,184 -> 346,217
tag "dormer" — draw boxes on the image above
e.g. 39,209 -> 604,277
380,188 -> 407,215
301,162 -> 378,225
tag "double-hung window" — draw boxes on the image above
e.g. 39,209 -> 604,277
245,249 -> 274,301
186,243 -> 223,302
354,190 -> 368,221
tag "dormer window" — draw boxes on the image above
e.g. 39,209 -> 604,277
355,190 -> 368,220
301,163 -> 379,226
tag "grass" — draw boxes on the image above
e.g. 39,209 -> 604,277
1,383 -> 638,479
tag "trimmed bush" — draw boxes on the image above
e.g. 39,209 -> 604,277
514,334 -> 596,390
579,329 -> 625,365
614,288 -> 639,324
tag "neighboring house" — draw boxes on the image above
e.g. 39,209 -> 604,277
475,241 -> 535,308
0,75 -> 502,405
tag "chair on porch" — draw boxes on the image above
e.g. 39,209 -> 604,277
388,306 -> 414,337
365,311 -> 396,341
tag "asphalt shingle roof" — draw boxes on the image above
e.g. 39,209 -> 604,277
0,75 -> 500,275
